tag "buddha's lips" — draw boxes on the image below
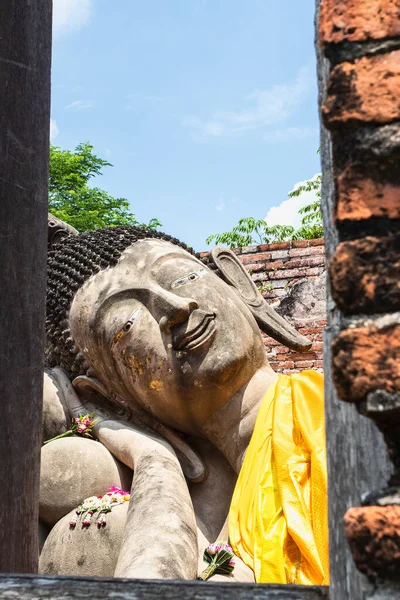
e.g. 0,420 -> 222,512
173,312 -> 216,351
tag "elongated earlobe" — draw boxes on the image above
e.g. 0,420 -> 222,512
211,247 -> 312,351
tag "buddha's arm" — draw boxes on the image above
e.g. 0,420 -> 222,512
96,421 -> 198,580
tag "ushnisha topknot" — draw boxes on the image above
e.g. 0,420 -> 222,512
46,225 -> 218,378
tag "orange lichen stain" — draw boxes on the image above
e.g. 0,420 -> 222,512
113,330 -> 124,345
149,380 -> 163,391
128,356 -> 144,376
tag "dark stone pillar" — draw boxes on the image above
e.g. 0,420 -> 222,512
0,0 -> 52,573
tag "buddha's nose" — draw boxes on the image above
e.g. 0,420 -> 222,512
158,291 -> 198,334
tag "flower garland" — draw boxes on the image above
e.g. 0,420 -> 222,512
198,541 -> 235,580
69,486 -> 130,529
44,413 -> 97,444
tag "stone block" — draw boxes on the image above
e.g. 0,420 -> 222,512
320,0 -> 400,45
323,51 -> 400,126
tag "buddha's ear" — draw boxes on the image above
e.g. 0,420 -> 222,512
72,375 -> 207,484
211,247 -> 312,351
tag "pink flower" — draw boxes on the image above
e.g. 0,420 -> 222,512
229,557 -> 235,566
207,543 -> 218,555
83,417 -> 92,426
77,423 -> 87,433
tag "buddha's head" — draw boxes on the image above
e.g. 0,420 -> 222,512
46,226 -> 310,436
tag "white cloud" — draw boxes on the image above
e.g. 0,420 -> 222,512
216,200 -> 225,212
65,99 -> 92,111
50,119 -> 59,141
263,126 -> 318,143
183,66 -> 312,140
265,174 -> 321,229
53,0 -> 91,39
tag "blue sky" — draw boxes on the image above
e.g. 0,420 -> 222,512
51,0 -> 321,251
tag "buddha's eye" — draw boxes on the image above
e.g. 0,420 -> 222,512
112,308 -> 142,345
171,268 -> 206,289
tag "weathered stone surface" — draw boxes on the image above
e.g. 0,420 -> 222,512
39,437 -> 132,526
323,51 -> 400,126
329,236 -> 400,314
344,505 -> 400,581
332,315 -> 400,402
40,503 -> 128,577
320,0 -> 400,45
336,167 -> 400,223
277,273 -> 327,325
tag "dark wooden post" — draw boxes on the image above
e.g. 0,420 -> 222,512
316,1 -> 395,598
0,0 -> 52,573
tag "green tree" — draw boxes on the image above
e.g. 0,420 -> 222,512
206,218 -> 295,249
49,142 -> 161,232
205,174 -> 323,247
288,174 -> 323,240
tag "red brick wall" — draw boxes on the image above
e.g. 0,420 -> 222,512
200,238 -> 326,374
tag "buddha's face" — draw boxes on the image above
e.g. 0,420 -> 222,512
69,239 -> 267,434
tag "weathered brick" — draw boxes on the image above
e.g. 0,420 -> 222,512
199,251 -> 209,259
332,317 -> 400,402
314,360 -> 324,368
298,327 -> 323,335
239,252 -> 271,264
330,235 -> 400,314
280,361 -> 295,370
309,238 -> 325,247
286,352 -> 318,361
320,0 -> 400,46
323,51 -> 400,127
240,245 -> 259,254
296,360 -> 314,369
268,279 -> 289,289
251,272 -> 267,283
270,250 -> 290,260
336,166 -> 400,222
288,246 -> 325,257
292,240 -> 309,248
268,241 -> 292,251
242,262 -> 265,273
285,256 -> 325,269
316,320 -> 328,326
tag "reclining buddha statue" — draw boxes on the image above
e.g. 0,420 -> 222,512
40,223 -> 328,585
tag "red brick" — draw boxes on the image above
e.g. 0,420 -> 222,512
298,327 -> 323,335
292,240 -> 309,248
323,51 -> 400,127
320,0 -> 400,46
316,320 -> 328,326
285,256 -> 326,269
199,251 -> 209,258
242,262 -> 265,273
278,361 -> 295,370
268,241 -> 292,251
287,352 -> 318,361
288,246 -> 325,257
336,167 -> 400,222
257,244 -> 270,252
332,320 -> 400,401
329,236 -> 400,314
264,261 -> 285,271
314,360 -> 324,368
239,252 -> 271,264
309,238 -> 324,247
296,360 -> 314,368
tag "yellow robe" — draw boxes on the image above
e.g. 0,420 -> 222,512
228,370 -> 329,585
